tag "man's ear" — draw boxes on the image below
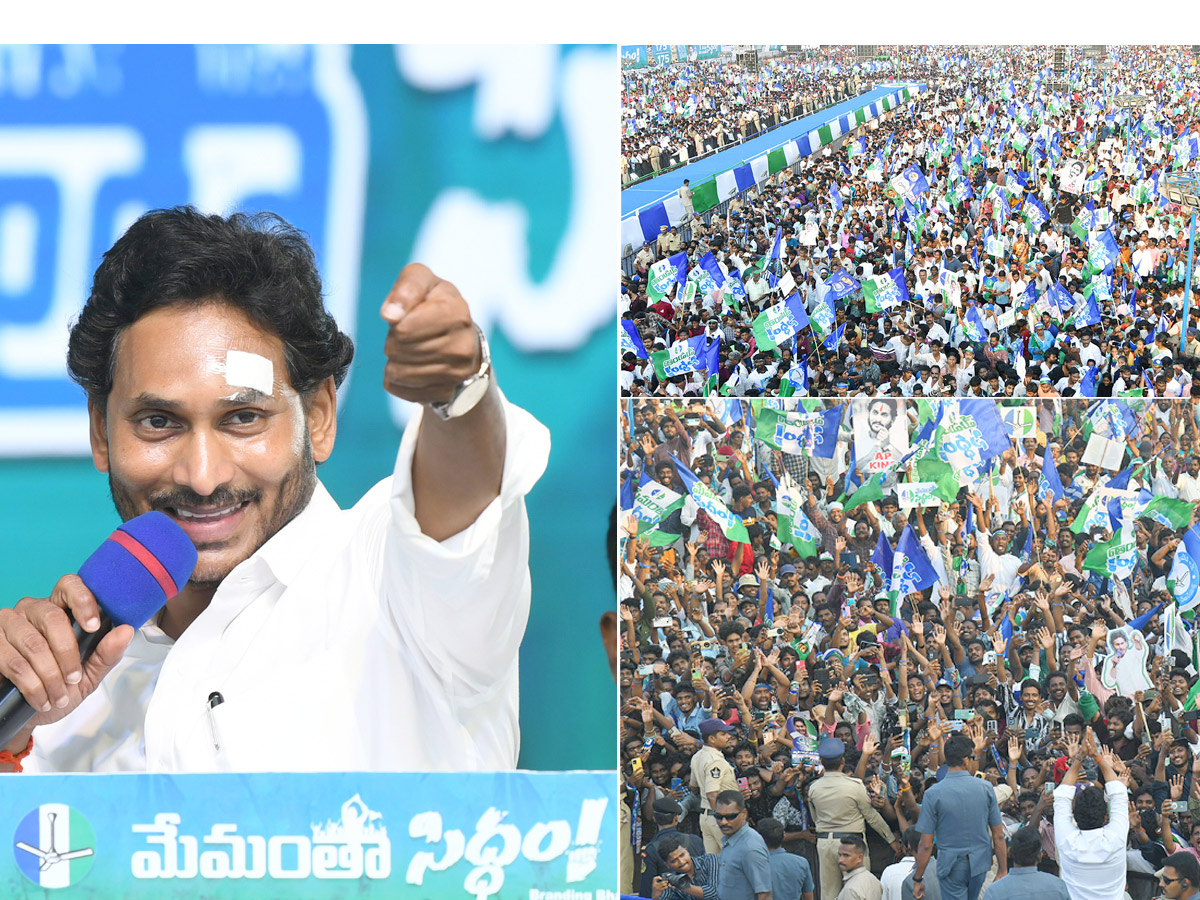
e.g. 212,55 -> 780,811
306,377 -> 338,463
89,399 -> 110,474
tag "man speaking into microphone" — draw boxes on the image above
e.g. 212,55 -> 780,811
0,206 -> 548,773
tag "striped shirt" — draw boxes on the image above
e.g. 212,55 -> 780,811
659,852 -> 720,900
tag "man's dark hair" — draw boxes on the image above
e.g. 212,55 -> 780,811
1164,851 -> 1200,888
839,834 -> 866,853
1132,785 -> 1155,804
666,650 -> 691,669
658,834 -> 689,860
901,826 -> 921,853
944,734 -> 974,767
717,621 -> 745,642
714,789 -> 746,811
1073,784 -> 1109,831
68,207 -> 355,406
755,817 -> 784,849
1009,826 -> 1043,867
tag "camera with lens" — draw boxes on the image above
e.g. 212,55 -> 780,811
663,872 -> 693,889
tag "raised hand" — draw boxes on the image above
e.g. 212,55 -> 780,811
621,512 -> 639,538
1063,731 -> 1081,760
1171,773 -> 1185,801
1008,732 -> 1022,764
862,732 -> 879,757
756,558 -> 772,583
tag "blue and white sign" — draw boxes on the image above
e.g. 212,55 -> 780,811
0,45 -> 367,455
1,772 -> 616,899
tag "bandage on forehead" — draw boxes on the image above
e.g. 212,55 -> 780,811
215,350 -> 275,396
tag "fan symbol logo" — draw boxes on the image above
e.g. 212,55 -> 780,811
13,805 -> 96,889
1175,556 -> 1195,597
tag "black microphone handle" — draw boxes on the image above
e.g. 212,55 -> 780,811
0,610 -> 114,750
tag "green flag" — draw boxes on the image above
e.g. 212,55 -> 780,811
1071,494 -> 1111,534
1138,497 -> 1195,529
692,177 -> 719,214
777,474 -> 820,557
647,257 -> 681,303
1185,678 -> 1200,712
754,406 -> 786,449
1082,524 -> 1138,579
911,423 -> 962,502
691,480 -> 750,543
634,478 -> 687,547
650,340 -> 701,381
845,473 -> 886,511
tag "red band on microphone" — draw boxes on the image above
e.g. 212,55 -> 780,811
109,528 -> 179,599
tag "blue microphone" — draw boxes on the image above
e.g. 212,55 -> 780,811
0,511 -> 197,748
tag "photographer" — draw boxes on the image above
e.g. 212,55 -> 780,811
652,834 -> 720,900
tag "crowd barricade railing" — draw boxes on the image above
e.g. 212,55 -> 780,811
620,91 -> 874,190
621,117 -> 873,277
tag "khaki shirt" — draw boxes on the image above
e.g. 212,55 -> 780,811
836,865 -> 882,900
806,770 -> 896,842
689,744 -> 737,809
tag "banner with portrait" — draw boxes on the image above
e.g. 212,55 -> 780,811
852,397 -> 909,475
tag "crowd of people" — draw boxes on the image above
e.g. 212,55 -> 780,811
620,45 -> 1200,398
618,397 -> 1200,900
621,49 -> 866,184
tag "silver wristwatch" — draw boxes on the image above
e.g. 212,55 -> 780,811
428,326 -> 491,420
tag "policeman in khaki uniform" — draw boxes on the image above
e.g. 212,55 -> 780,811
689,718 -> 739,854
806,738 -> 901,900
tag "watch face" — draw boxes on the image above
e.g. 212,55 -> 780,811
13,804 -> 96,888
445,374 -> 491,419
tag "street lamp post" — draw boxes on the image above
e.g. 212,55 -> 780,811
1161,173 -> 1200,355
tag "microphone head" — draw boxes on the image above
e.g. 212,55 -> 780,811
77,511 -> 198,628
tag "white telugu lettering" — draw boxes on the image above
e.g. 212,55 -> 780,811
131,795 -> 392,881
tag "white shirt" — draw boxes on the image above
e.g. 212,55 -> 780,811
1078,342 -> 1104,368
976,529 -> 1021,596
1178,472 -> 1200,502
881,857 -> 915,900
1053,780 -> 1128,900
27,399 -> 550,773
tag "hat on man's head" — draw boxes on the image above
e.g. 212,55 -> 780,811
699,718 -> 735,738
653,797 -> 683,817
780,564 -> 798,575
818,737 -> 845,760
737,574 -> 759,590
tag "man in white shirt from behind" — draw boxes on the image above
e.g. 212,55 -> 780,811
882,826 -> 941,900
1052,726 -> 1129,900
